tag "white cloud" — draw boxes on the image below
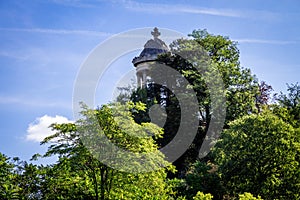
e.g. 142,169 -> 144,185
122,1 -> 242,17
49,0 -> 101,8
0,27 -> 111,37
0,51 -> 30,60
48,0 -> 243,18
26,115 -> 73,142
235,38 -> 297,45
46,0 -> 279,20
118,0 -> 280,20
0,95 -> 71,109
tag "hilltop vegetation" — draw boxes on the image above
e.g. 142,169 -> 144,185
1,30 -> 299,200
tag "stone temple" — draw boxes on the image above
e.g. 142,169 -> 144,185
132,27 -> 169,88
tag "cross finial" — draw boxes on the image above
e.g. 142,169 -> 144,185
151,27 -> 160,39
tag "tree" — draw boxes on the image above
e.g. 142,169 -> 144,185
15,160 -> 42,200
37,102 -> 174,200
187,29 -> 259,122
255,81 -> 273,113
0,153 -> 20,199
193,191 -> 213,200
238,193 -> 263,200
129,29 -> 259,176
184,161 -> 224,199
273,82 -> 300,128
213,112 -> 300,199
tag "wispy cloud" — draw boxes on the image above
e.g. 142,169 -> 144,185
48,0 -> 100,8
0,51 -> 30,60
45,0 -> 280,21
46,0 -> 280,20
122,1 -> 242,18
117,0 -> 280,21
0,27 -> 111,37
0,95 -> 71,109
235,38 -> 298,45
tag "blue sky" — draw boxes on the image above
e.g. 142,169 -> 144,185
0,0 -> 299,162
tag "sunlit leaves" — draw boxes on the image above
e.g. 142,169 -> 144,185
213,112 -> 300,199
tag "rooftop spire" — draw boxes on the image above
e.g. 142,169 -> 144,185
151,27 -> 160,39
132,27 -> 168,67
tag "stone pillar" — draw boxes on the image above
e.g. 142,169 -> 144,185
136,62 -> 150,88
142,71 -> 147,87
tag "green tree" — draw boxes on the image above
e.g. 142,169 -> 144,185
38,102 -> 174,200
213,112 -> 300,199
184,161 -> 224,199
0,153 -> 20,199
14,160 -> 42,200
193,191 -> 213,200
238,192 -> 263,200
273,83 -> 300,128
172,29 -> 259,123
129,29 -> 259,176
37,160 -> 95,200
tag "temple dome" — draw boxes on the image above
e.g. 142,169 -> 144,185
132,27 -> 169,67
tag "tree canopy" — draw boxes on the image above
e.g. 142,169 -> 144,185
129,29 -> 259,176
213,112 -> 300,199
0,29 -> 299,200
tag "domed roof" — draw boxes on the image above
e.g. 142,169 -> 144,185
132,27 -> 169,67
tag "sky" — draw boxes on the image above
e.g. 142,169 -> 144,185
0,0 -> 299,163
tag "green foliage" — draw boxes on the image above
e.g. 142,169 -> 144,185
38,102 -> 174,200
165,178 -> 187,199
37,162 -> 94,200
184,161 -> 224,199
192,191 -> 213,200
0,153 -> 21,199
2,30 -> 299,200
15,161 -> 42,200
238,192 -> 263,200
273,82 -> 300,128
188,29 -> 259,122
213,112 -> 300,199
128,29 -> 259,176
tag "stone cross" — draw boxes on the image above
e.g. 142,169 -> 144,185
151,27 -> 160,39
